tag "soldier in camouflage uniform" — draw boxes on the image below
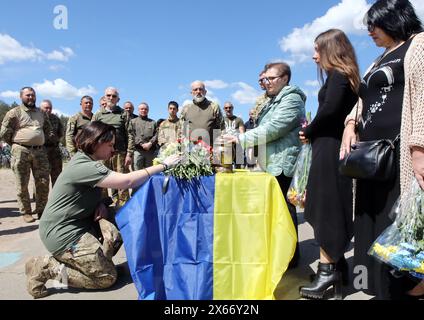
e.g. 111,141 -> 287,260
157,101 -> 181,150
127,103 -> 158,172
24,121 -> 179,299
65,96 -> 93,156
180,81 -> 225,145
93,87 -> 131,207
0,87 -> 53,223
40,100 -> 64,186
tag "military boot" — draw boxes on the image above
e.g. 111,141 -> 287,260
25,256 -> 61,299
23,214 -> 35,223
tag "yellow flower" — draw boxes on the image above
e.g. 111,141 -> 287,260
373,243 -> 398,261
414,262 -> 424,273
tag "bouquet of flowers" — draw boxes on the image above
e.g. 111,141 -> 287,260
287,113 -> 312,209
0,143 -> 11,169
368,179 -> 424,279
153,138 -> 214,180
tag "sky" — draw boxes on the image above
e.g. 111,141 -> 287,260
1,0 -> 424,122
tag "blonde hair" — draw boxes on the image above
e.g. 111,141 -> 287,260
315,29 -> 360,93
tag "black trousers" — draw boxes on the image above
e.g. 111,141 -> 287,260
276,174 -> 300,264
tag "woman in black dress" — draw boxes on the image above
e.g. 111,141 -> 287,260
299,29 -> 359,300
340,0 -> 424,300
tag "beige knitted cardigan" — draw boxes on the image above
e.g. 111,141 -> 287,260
345,32 -> 424,194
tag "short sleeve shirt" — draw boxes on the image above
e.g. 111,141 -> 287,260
39,152 -> 111,255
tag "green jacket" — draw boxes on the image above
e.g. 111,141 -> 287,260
239,85 -> 306,177
92,106 -> 130,153
66,112 -> 92,154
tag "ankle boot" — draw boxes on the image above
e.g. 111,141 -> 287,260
309,257 -> 349,286
25,256 -> 61,299
300,262 -> 342,300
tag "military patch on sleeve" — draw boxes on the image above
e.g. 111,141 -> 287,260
94,162 -> 109,174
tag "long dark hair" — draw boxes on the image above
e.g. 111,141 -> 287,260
75,121 -> 116,155
365,0 -> 423,41
315,29 -> 361,93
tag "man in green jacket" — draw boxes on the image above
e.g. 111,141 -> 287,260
225,62 -> 306,268
92,87 -> 131,207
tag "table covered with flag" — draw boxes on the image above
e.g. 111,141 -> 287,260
116,171 -> 296,300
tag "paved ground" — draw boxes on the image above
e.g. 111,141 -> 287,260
0,168 -> 371,300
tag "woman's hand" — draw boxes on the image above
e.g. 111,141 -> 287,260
162,154 -> 181,169
411,146 -> 424,189
299,131 -> 309,144
340,122 -> 357,160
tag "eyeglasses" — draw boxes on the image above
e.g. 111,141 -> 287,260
106,94 -> 118,98
262,76 -> 283,85
367,24 -> 375,33
224,107 -> 233,110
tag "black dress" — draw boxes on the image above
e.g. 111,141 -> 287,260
355,38 -> 416,300
303,70 -> 356,261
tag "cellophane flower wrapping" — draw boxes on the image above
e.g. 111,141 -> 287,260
153,138 -> 214,180
287,113 -> 312,209
368,179 -> 424,279
287,143 -> 312,209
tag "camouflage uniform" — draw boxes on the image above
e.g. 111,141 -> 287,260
65,112 -> 92,156
45,113 -> 64,186
157,117 -> 181,150
180,99 -> 225,145
127,117 -> 158,170
25,219 -> 121,298
252,93 -> 270,120
0,105 -> 53,218
93,106 -> 130,206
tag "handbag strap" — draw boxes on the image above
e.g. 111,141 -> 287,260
353,101 -> 360,134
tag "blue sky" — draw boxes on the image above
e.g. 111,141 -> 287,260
1,0 -> 423,122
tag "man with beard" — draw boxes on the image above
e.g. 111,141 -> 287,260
92,87 -> 131,208
180,81 -> 224,145
66,96 -> 94,156
0,87 -> 53,222
40,100 -> 64,186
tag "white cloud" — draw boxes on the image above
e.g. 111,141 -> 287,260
33,79 -> 97,100
53,109 -> 71,117
279,0 -> 370,63
231,82 -> 262,105
0,33 -> 74,64
204,80 -> 229,90
0,90 -> 20,100
46,47 -> 74,62
305,80 -> 320,87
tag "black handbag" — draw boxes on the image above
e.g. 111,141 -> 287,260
339,100 -> 400,181
339,135 -> 399,181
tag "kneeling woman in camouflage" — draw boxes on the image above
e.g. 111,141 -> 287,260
25,121 -> 180,299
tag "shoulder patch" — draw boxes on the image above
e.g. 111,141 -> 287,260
94,162 -> 109,174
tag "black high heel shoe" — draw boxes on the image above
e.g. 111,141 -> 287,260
309,257 -> 349,286
300,262 -> 343,300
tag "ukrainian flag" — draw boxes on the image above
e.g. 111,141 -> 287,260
116,172 -> 296,300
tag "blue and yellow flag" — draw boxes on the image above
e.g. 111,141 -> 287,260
116,172 -> 296,300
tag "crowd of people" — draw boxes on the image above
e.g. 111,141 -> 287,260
0,0 -> 423,300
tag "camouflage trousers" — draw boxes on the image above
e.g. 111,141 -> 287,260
11,144 -> 50,216
101,152 -> 129,207
46,146 -> 63,186
53,220 -> 121,290
134,149 -> 155,171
